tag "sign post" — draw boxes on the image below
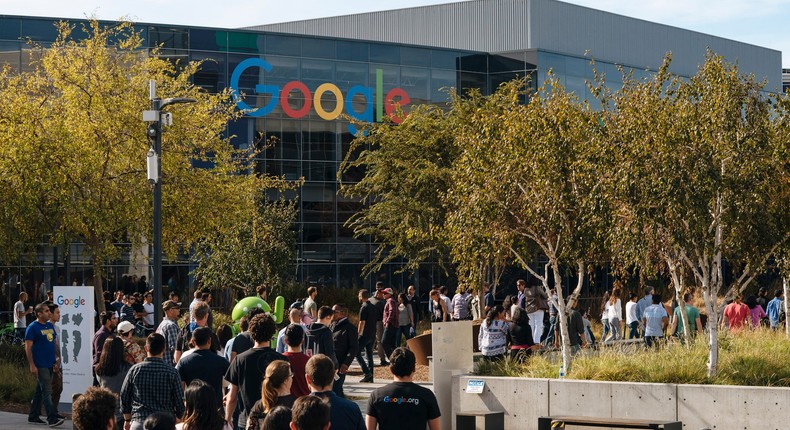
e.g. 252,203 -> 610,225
53,286 -> 94,404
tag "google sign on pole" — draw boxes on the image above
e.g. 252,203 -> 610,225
230,58 -> 411,135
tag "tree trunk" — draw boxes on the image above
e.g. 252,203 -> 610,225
784,277 -> 789,338
702,284 -> 718,378
93,255 -> 106,313
667,257 -> 691,343
552,260 -> 585,373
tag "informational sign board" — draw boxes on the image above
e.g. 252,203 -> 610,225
53,286 -> 94,404
466,379 -> 485,394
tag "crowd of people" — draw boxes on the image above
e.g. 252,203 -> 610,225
16,277 -> 786,429
17,283 -> 439,430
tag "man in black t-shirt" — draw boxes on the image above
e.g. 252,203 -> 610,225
229,307 -> 265,362
224,313 -> 284,430
356,290 -> 377,382
175,326 -> 229,401
366,347 -> 440,430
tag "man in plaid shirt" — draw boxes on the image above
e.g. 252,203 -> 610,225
121,333 -> 184,430
155,300 -> 181,367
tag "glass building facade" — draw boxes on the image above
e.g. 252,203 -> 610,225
1,16 -> 548,302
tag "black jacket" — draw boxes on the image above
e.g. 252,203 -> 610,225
331,318 -> 359,368
305,322 -> 337,366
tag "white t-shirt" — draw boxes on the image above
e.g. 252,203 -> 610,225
606,299 -> 622,321
625,301 -> 638,324
143,302 -> 155,326
13,301 -> 26,328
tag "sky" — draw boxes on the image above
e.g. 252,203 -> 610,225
1,0 -> 788,67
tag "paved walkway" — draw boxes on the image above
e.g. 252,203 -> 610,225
0,367 -> 433,429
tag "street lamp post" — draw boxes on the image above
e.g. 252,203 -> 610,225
144,80 -> 195,327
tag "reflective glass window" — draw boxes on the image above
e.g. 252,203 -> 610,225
20,19 -> 59,42
302,37 -> 336,59
304,161 -> 338,182
460,71 -> 487,95
369,43 -> 400,64
190,29 -> 227,52
432,49 -> 461,70
400,67 -> 430,104
489,53 -> 526,73
0,18 -> 21,40
336,40 -> 368,62
191,51 -> 227,92
266,34 -> 301,56
460,54 -> 487,73
335,61 -> 368,91
227,31 -> 264,53
401,46 -> 431,67
148,26 -> 188,49
0,41 -> 21,71
301,59 -> 334,82
431,69 -> 456,102
265,55 -> 300,86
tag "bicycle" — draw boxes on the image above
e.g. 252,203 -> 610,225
0,322 -> 24,345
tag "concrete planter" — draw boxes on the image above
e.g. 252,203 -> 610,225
452,375 -> 790,430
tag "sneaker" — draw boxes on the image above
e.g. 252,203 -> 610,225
360,374 -> 374,383
47,417 -> 64,427
28,417 -> 46,425
379,360 -> 389,366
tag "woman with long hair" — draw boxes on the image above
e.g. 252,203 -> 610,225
478,305 -> 509,361
508,307 -> 542,361
396,292 -> 415,346
600,290 -> 611,341
247,360 -> 296,430
429,290 -> 444,322
177,379 -> 231,430
95,337 -> 130,430
604,288 -> 623,342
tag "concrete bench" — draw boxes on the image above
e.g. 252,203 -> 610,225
538,416 -> 682,430
456,410 -> 504,430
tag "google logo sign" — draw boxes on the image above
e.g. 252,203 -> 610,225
230,58 -> 410,134
56,295 -> 86,309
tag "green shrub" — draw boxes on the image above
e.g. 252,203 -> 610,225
0,344 -> 27,366
475,329 -> 790,387
0,362 -> 36,403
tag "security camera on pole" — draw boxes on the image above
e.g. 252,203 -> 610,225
143,80 -> 195,326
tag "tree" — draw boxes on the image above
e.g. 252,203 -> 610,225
338,102 -> 461,276
0,21 -> 284,310
605,52 -> 788,377
191,194 -> 298,297
448,77 -> 610,370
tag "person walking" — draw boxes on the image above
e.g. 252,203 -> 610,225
95,337 -> 132,430
766,289 -> 784,330
625,293 -> 639,339
642,294 -> 668,348
355,290 -> 376,383
722,293 -> 750,332
47,302 -> 63,410
25,303 -> 65,427
604,289 -> 623,342
669,292 -> 703,338
330,304 -> 358,398
14,291 -> 32,340
282,324 -> 311,398
93,311 -> 118,366
369,283 -> 388,365
306,354 -> 365,430
381,288 -> 399,361
246,361 -> 296,430
365,348 -> 440,430
522,280 -> 549,345
120,333 -> 185,430
156,300 -> 181,367
176,326 -> 230,402
224,313 -> 285,430
395,293 -> 415,346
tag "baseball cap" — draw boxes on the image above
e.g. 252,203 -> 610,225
382,288 -> 394,295
162,300 -> 181,311
117,321 -> 135,334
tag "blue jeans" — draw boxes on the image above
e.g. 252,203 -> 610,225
395,325 -> 414,347
355,337 -> 374,376
628,321 -> 639,339
29,367 -> 59,422
544,315 -> 557,347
